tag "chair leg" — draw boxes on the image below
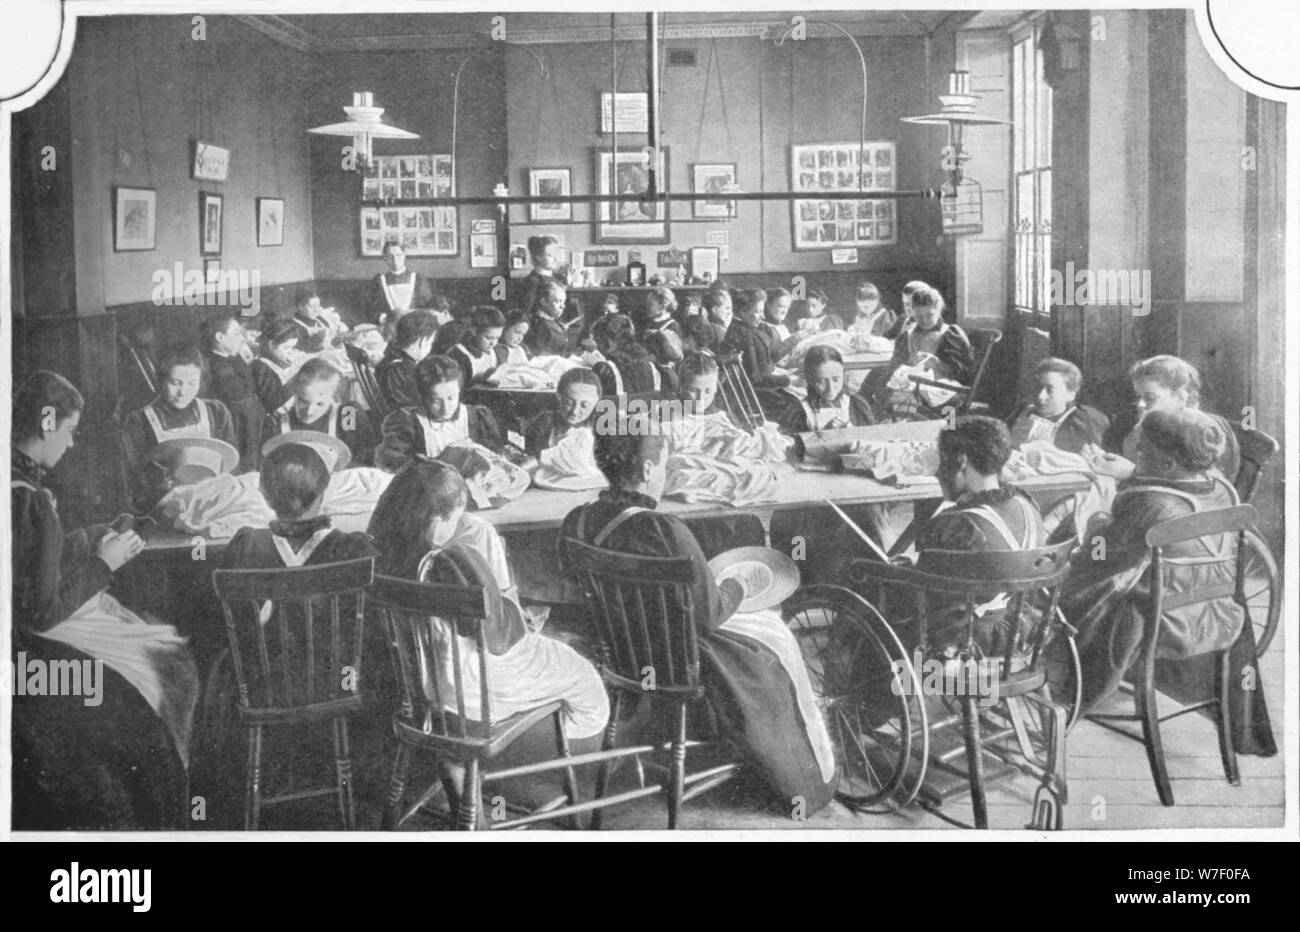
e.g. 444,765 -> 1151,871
1045,700 -> 1069,806
961,697 -> 988,829
382,743 -> 412,831
668,702 -> 688,830
246,725 -> 263,831
1137,663 -> 1174,806
553,713 -> 582,831
331,717 -> 355,830
458,758 -> 481,831
1216,650 -> 1240,787
591,691 -> 623,831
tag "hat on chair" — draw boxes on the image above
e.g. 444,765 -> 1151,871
262,430 -> 352,473
149,437 -> 239,485
708,546 -> 801,612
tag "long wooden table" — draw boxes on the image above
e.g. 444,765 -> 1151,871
142,465 -> 1090,550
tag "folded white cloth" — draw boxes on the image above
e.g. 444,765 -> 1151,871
532,426 -> 607,491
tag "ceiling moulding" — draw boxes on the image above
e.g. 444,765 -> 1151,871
235,17 -> 933,52
233,14 -> 315,52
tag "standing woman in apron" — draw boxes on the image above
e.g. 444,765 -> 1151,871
12,370 -> 198,829
120,343 -> 239,513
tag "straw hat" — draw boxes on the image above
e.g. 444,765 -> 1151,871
708,546 -> 801,612
261,430 -> 352,473
149,437 -> 239,485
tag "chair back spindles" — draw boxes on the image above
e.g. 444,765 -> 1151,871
345,343 -> 390,419
1233,427 -> 1278,504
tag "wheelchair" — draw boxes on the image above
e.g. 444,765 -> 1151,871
783,543 -> 1081,829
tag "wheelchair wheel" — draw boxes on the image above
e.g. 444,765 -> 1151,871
1043,609 -> 1083,732
784,586 -> 928,812
1240,528 -> 1281,656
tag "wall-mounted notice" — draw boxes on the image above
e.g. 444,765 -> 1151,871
830,248 -> 860,265
600,92 -> 649,134
585,249 -> 620,267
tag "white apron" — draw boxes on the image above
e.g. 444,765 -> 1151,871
416,405 -> 470,458
142,401 -> 212,445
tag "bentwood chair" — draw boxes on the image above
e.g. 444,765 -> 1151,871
907,327 -> 1003,417
829,541 -> 1077,829
558,537 -> 743,829
372,570 -> 638,831
344,342 -> 390,420
1086,505 -> 1257,806
211,557 -> 374,830
1230,428 -> 1282,655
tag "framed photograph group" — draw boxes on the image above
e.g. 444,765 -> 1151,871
362,154 -> 452,201
791,141 -> 897,250
360,205 -> 457,257
595,146 -> 670,243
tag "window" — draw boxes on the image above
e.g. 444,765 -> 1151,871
1012,24 -> 1052,316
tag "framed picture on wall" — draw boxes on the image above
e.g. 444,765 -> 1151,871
200,191 -> 223,255
528,168 -> 572,222
594,146 -> 669,244
113,186 -> 156,251
359,206 -> 457,257
257,197 -> 284,246
692,163 -> 737,218
470,232 -> 497,268
790,141 -> 898,250
690,246 -> 720,283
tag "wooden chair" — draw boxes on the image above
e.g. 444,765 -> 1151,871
908,327 -> 1003,416
1229,427 -> 1282,654
1233,426 -> 1278,505
344,342 -> 390,420
372,572 -> 640,830
558,537 -> 743,829
211,557 -> 374,830
845,541 -> 1076,828
1085,505 -> 1256,806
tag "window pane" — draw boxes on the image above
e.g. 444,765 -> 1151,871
1039,169 -> 1052,232
1013,40 -> 1026,172
1037,234 -> 1052,312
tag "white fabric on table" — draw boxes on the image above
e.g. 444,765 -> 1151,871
532,426 -> 607,491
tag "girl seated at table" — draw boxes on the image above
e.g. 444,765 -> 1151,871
1008,357 -> 1110,454
375,309 -> 438,412
640,285 -> 682,341
524,279 -> 573,357
201,313 -> 265,472
846,281 -> 900,339
1060,407 -> 1273,755
680,315 -> 717,359
13,370 -> 198,830
795,289 -> 845,336
776,345 -> 876,435
1084,354 -> 1240,484
524,367 -> 602,460
760,287 -> 801,361
863,286 -> 974,421
496,309 -> 532,366
558,423 -> 835,812
376,354 -> 505,473
263,358 -> 376,467
250,318 -> 306,416
702,286 -> 733,348
292,285 -> 347,352
369,458 -> 609,751
591,314 -> 674,397
121,343 -> 240,513
450,306 -> 504,388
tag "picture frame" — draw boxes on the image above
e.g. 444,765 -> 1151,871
692,163 -> 737,218
599,92 -> 649,134
528,168 -> 572,223
470,232 -> 497,268
113,186 -> 156,251
192,141 -> 230,182
256,197 -> 284,246
790,141 -> 898,250
690,246 -> 721,284
595,146 -> 670,244
359,205 -> 457,257
204,257 -> 221,284
199,191 -> 223,255
362,153 -> 452,201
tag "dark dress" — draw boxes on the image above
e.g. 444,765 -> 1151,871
365,269 -> 435,326
120,398 -> 238,513
375,404 -> 504,473
263,402 -> 377,467
516,268 -> 555,318
11,449 -> 196,830
593,350 -> 670,397
203,351 -> 267,471
250,357 -> 296,416
524,313 -> 569,357
559,489 -> 836,814
374,345 -> 421,412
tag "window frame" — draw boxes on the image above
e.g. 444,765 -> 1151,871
1011,18 -> 1053,325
